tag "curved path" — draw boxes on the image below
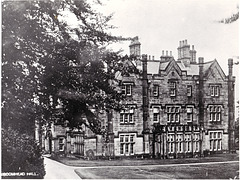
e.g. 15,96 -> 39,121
44,157 -> 80,179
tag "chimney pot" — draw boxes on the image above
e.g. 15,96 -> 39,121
152,56 -> 154,60
185,39 -> 187,45
182,40 -> 185,45
162,50 -> 164,56
198,57 -> 204,64
228,58 -> 233,66
192,45 -> 194,50
166,50 -> 168,56
179,41 -> 181,47
170,51 -> 172,56
228,58 -> 233,76
149,55 -> 151,60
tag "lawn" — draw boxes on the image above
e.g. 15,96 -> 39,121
57,153 -> 238,167
74,162 -> 239,179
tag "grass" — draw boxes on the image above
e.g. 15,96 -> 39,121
74,162 -> 239,179
54,153 -> 239,179
57,153 -> 238,167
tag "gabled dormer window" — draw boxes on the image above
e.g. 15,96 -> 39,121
210,85 -> 219,97
153,85 -> 159,97
187,85 -> 192,97
122,83 -> 133,96
169,82 -> 176,97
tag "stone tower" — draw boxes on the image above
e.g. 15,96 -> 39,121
129,36 -> 141,56
129,36 -> 142,69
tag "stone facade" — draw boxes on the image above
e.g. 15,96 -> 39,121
42,38 -> 235,158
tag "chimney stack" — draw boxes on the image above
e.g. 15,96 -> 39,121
190,45 -> 197,63
228,58 -> 235,152
129,36 -> 141,56
228,58 -> 233,77
198,57 -> 204,126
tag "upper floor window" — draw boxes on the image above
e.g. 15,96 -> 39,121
122,83 -> 133,96
153,107 -> 160,122
210,85 -> 219,97
209,105 -> 222,122
186,107 -> 193,122
187,85 -> 192,97
169,82 -> 176,97
166,106 -> 180,123
120,108 -> 134,124
153,85 -> 159,97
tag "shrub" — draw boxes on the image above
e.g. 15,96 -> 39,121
2,127 -> 45,179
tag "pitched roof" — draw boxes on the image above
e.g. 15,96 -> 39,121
147,59 -> 216,76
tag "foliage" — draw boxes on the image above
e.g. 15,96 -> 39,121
2,127 -> 45,178
2,0 -> 137,133
218,5 -> 239,24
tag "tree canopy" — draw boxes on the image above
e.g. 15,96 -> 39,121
2,0 -> 138,135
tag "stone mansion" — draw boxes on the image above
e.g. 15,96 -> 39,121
41,37 -> 236,159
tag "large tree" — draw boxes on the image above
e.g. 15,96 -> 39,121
2,0 -> 137,174
2,0 -> 136,133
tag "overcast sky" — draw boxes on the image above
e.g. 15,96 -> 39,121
94,0 -> 239,102
97,0 -> 239,76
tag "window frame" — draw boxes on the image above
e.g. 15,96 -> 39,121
120,107 -> 135,124
186,106 -> 193,122
184,133 -> 192,153
59,137 -> 65,151
209,131 -> 222,151
166,106 -> 180,123
122,83 -> 133,96
210,85 -> 220,97
119,134 -> 135,155
169,82 -> 176,97
153,85 -> 159,97
167,133 -> 175,153
153,107 -> 160,122
209,105 -> 222,122
187,85 -> 192,97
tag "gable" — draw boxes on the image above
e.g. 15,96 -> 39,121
165,60 -> 182,78
204,60 -> 227,81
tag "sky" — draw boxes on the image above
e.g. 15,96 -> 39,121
95,0 -> 239,75
94,0 -> 239,104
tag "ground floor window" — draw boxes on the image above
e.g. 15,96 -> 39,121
176,134 -> 183,153
59,137 -> 65,151
120,134 -> 135,155
167,134 -> 175,153
209,131 -> 222,151
193,133 -> 200,152
185,134 -> 192,153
